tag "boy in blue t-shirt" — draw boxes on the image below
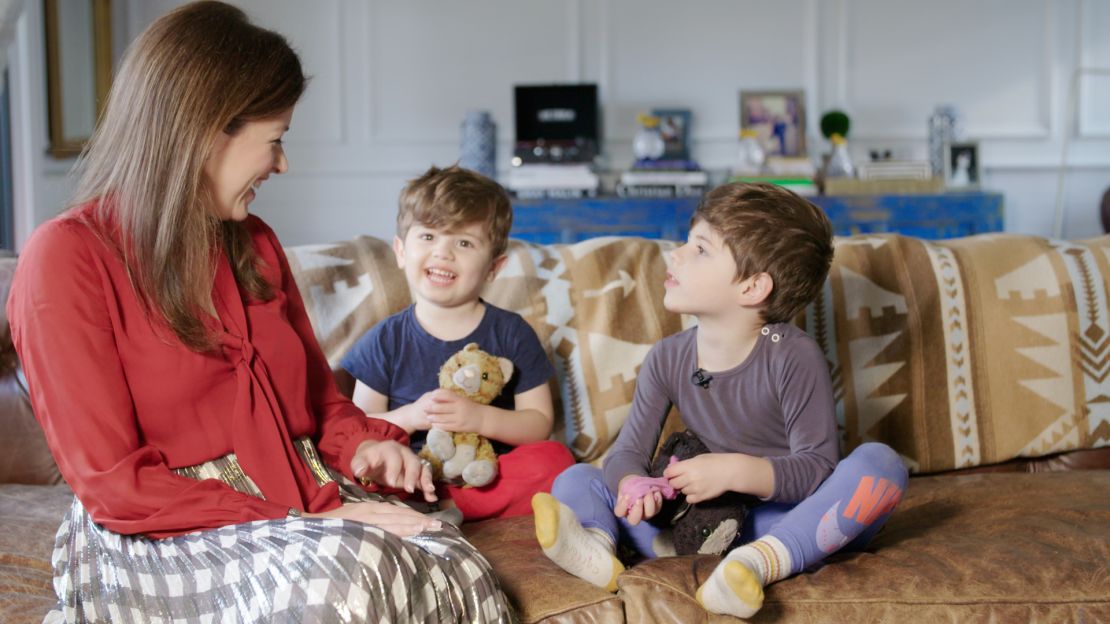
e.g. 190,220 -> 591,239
343,165 -> 574,522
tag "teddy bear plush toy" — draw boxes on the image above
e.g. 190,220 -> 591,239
649,430 -> 760,556
418,343 -> 513,488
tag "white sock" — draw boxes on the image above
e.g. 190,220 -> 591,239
532,493 -> 624,592
697,536 -> 791,618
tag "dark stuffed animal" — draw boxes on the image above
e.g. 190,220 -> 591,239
649,430 -> 760,556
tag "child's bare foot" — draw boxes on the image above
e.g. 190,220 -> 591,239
532,493 -> 624,592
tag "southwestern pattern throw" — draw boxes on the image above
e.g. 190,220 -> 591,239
286,233 -> 1110,474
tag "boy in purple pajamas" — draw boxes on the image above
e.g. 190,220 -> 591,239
532,182 -> 908,618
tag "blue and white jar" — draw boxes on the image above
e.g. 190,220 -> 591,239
460,110 -> 496,179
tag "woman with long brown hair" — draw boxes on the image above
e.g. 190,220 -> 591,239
8,2 -> 511,621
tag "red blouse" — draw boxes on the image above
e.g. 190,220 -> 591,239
7,203 -> 405,538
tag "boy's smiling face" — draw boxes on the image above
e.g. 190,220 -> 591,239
394,221 -> 505,310
664,220 -> 749,317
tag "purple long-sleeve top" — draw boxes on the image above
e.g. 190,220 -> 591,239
602,323 -> 839,504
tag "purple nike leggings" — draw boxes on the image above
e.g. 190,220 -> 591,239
550,443 -> 908,575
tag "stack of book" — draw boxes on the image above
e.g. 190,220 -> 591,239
616,162 -> 708,198
630,158 -> 701,171
857,160 -> 932,181
727,156 -> 818,196
506,164 -> 600,199
764,157 -> 816,178
727,175 -> 819,196
823,160 -> 940,196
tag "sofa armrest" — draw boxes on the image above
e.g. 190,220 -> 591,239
0,257 -> 63,486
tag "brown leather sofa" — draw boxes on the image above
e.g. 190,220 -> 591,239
2,231 -> 1110,623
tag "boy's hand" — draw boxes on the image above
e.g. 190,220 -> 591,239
614,475 -> 663,526
423,389 -> 487,434
351,439 -> 437,502
663,453 -> 735,504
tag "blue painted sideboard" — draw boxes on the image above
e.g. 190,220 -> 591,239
510,192 -> 1003,243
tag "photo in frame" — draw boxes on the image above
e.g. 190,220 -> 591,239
739,90 -> 806,157
944,141 -> 980,188
651,108 -> 692,161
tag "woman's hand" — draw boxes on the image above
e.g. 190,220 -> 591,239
614,475 -> 663,526
351,439 -> 437,502
304,501 -> 441,537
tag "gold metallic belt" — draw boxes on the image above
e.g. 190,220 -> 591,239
172,437 -> 334,500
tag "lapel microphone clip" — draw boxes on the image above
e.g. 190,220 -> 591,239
691,368 -> 713,389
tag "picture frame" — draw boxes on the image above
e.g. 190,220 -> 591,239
44,0 -> 113,158
651,108 -> 692,161
944,141 -> 980,189
739,90 -> 806,157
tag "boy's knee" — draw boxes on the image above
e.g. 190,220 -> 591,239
552,463 -> 602,496
850,443 -> 908,486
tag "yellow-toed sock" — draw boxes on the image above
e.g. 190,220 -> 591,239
532,492 -> 624,592
696,536 -> 790,618
696,560 -> 764,619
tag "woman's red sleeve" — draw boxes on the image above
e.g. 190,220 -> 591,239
8,221 -> 291,537
261,225 -> 409,485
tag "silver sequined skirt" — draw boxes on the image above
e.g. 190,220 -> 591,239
48,439 -> 515,623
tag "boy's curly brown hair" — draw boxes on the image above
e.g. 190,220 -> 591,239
397,165 -> 513,258
693,182 -> 834,323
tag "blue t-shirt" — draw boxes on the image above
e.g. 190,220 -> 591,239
341,302 -> 555,452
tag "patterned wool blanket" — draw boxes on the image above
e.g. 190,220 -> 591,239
286,233 -> 1110,474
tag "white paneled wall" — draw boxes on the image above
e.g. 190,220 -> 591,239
15,0 -> 1110,247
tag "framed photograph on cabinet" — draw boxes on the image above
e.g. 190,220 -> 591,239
651,108 -> 692,161
944,141 -> 980,189
739,90 -> 806,157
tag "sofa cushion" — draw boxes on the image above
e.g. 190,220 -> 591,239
6,473 -> 1108,624
616,470 -> 1110,623
813,234 -> 1110,472
284,236 -> 413,371
464,517 -> 624,623
0,484 -> 73,622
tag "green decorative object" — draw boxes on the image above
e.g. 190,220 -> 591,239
820,110 -> 850,140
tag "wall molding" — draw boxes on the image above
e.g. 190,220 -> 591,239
18,0 -> 1110,250
838,0 -> 1054,141
1077,0 -> 1110,138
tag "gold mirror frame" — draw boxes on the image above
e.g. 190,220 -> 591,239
43,0 -> 112,158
